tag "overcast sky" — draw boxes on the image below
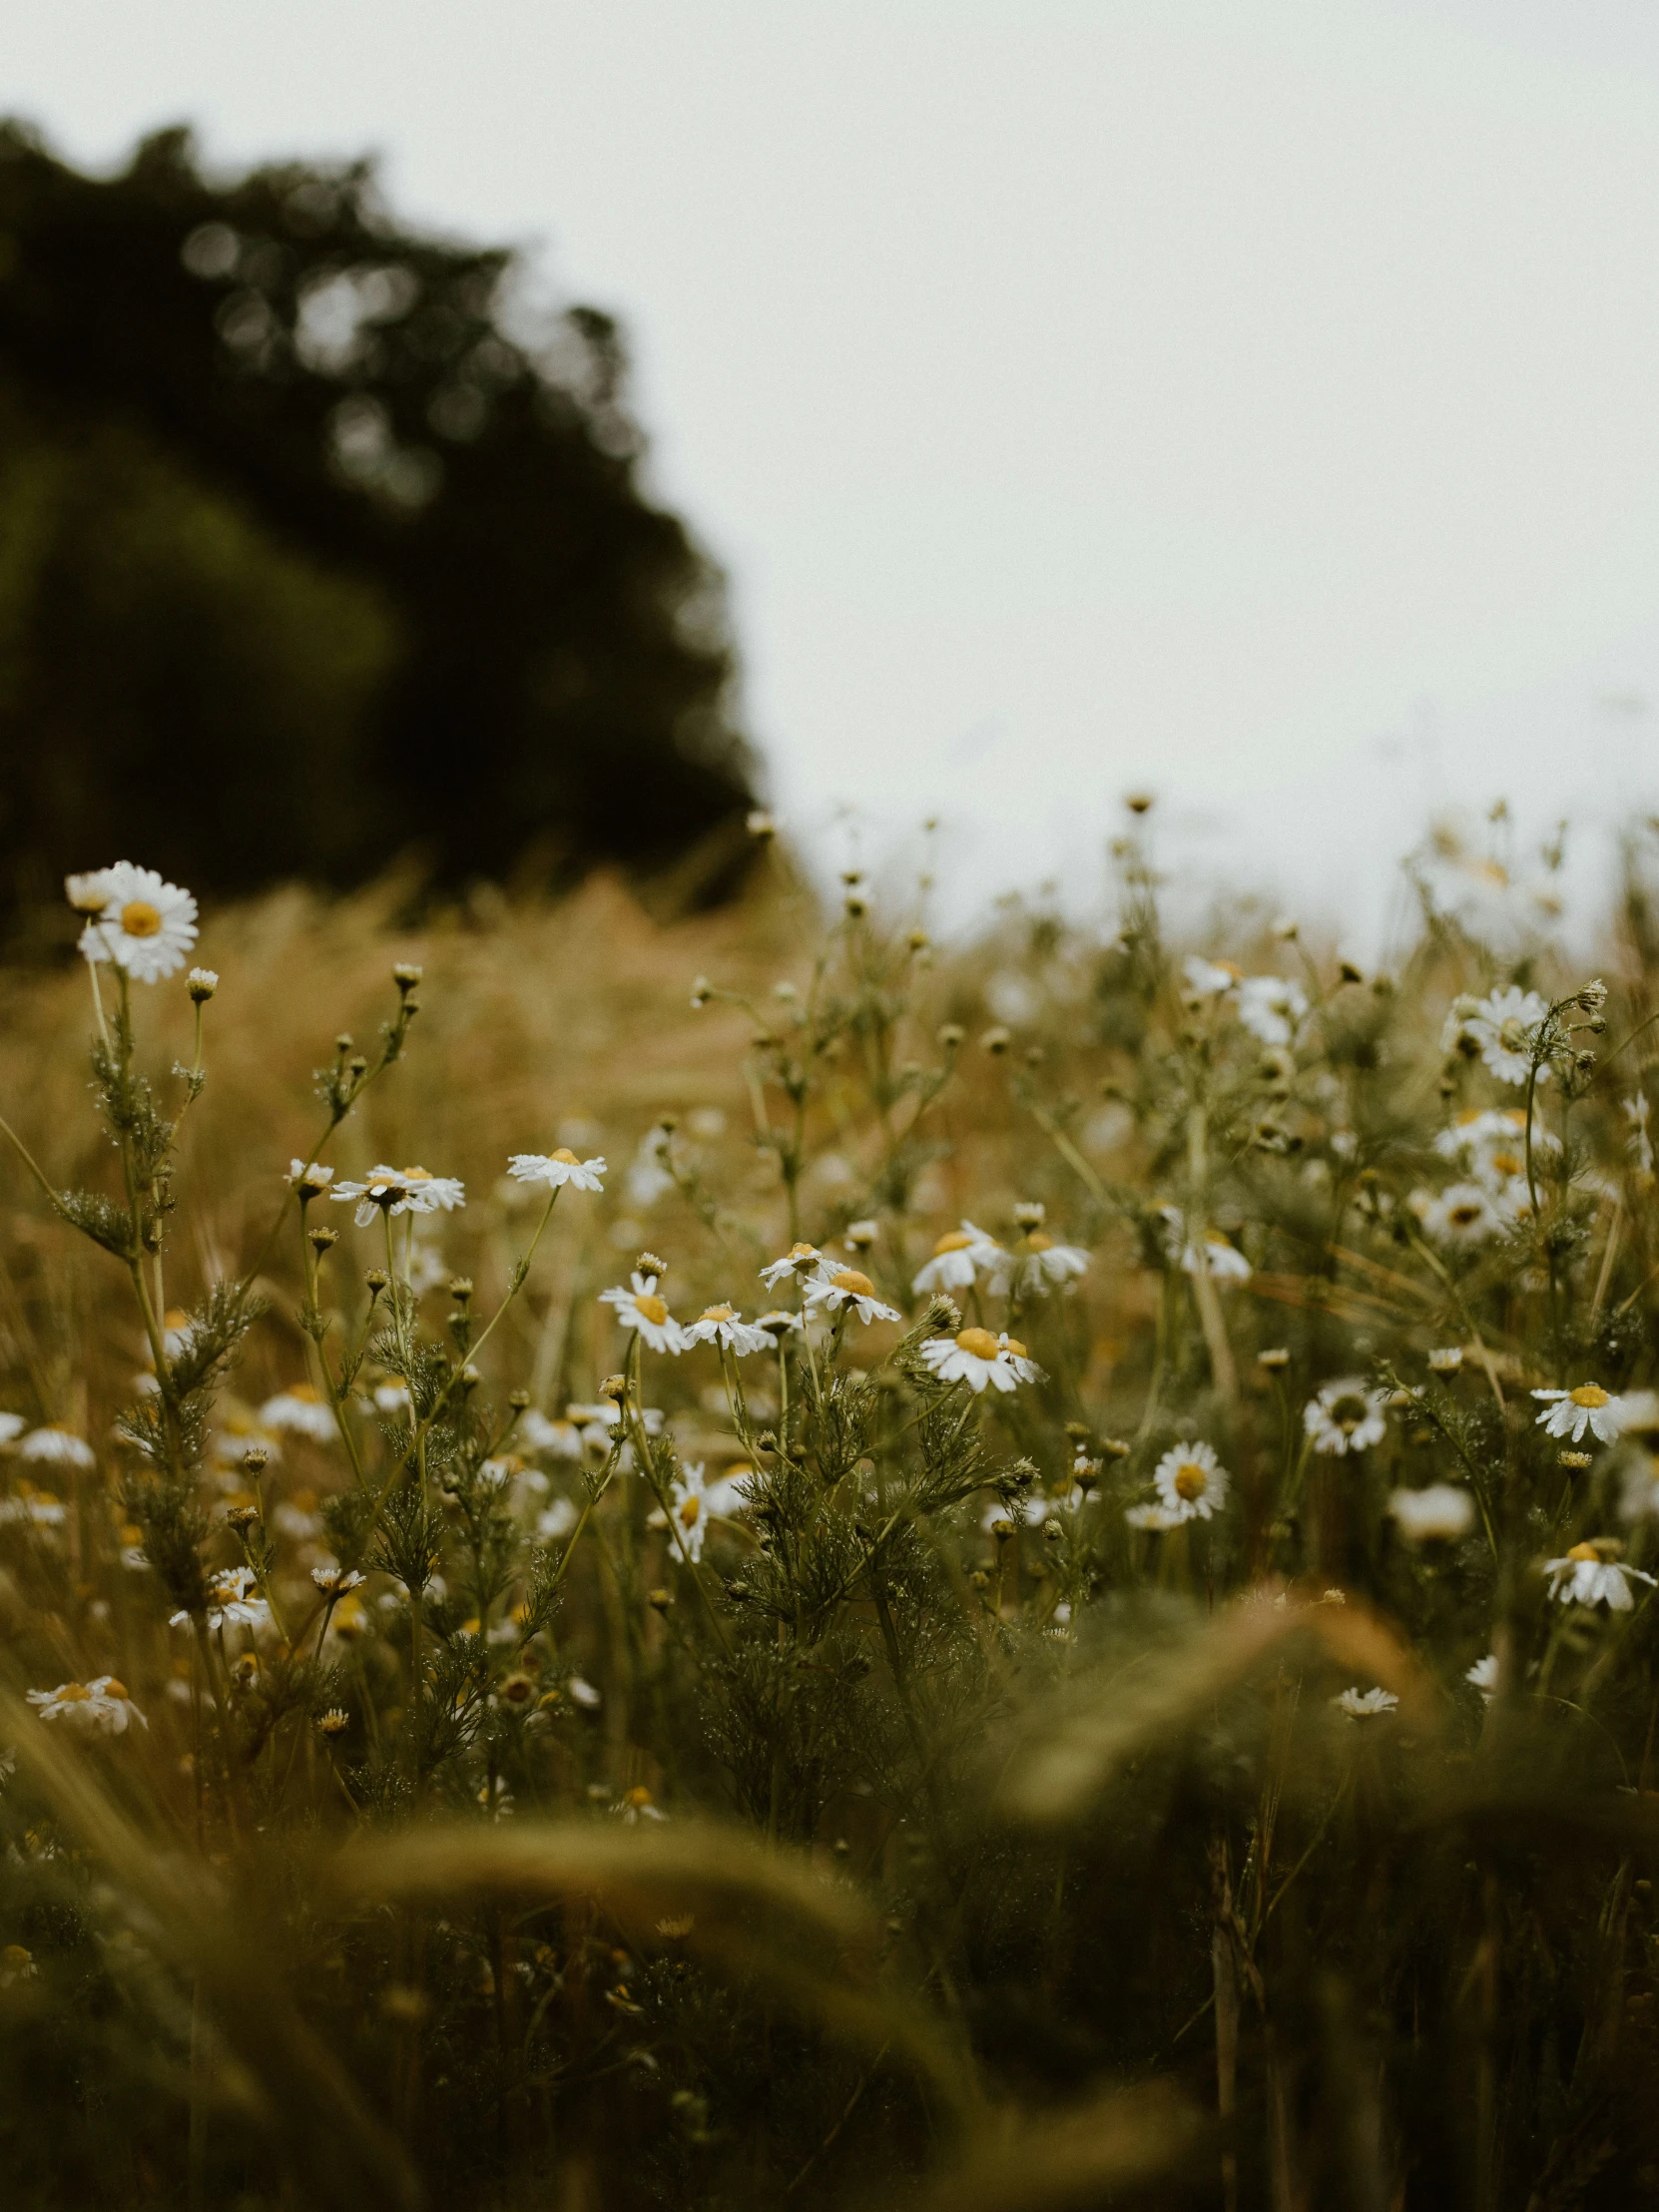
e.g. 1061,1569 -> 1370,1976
9,1 -> 1659,944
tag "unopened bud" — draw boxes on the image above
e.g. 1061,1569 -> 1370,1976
393,962 -> 423,991
187,967 -> 219,1003
508,1388 -> 531,1410
600,1374 -> 628,1402
243,1444 -> 270,1473
308,1225 -> 339,1254
980,1026 -> 1011,1055
366,1269 -> 389,1294
636,1252 -> 667,1280
448,1277 -> 474,1304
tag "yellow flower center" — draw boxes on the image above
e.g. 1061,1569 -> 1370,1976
1488,1152 -> 1521,1177
933,1231 -> 974,1254
402,1166 -> 432,1183
103,1678 -> 128,1701
1173,1461 -> 1209,1500
58,1683 -> 90,1703
789,1243 -> 819,1261
290,1382 -> 320,1403
1499,1018 -> 1528,1049
1566,1541 -> 1600,1561
551,1147 -> 579,1164
679,1494 -> 702,1526
2,1945 -> 30,1968
1004,1337 -> 1028,1359
624,1786 -> 653,1809
635,1294 -> 669,1325
700,1305 -> 736,1323
831,1270 -> 874,1297
119,899 -> 163,938
1026,1231 -> 1053,1251
164,1308 -> 190,1330
1569,1385 -> 1609,1407
955,1328 -> 1001,1360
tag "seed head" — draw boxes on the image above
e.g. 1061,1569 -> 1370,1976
307,1225 -> 339,1254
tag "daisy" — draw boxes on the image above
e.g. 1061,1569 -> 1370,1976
1388,1484 -> 1475,1542
1150,1441 -> 1229,1523
992,1232 -> 1091,1300
760,1242 -> 831,1290
516,1408 -> 585,1459
310,1563 -> 366,1598
1465,1654 -> 1499,1699
285,1159 -> 335,1200
1427,1348 -> 1464,1374
19,1426 -> 95,1470
508,1148 -> 607,1193
803,1270 -> 901,1326
372,1381 -> 412,1415
668,1461 -> 745,1562
1417,1183 -> 1504,1248
1531,1384 -> 1623,1447
0,1486 -> 66,1529
537,1497 -> 579,1543
0,1413 -> 22,1445
754,1309 -> 805,1338
1334,1686 -> 1398,1720
917,1328 -> 1043,1394
1159,1207 -> 1251,1284
683,1305 -> 775,1356
1181,954 -> 1240,998
599,1272 -> 687,1355
171,1566 -> 271,1634
1448,985 -> 1551,1087
1125,1503 -> 1185,1531
76,861 -> 199,983
1236,974 -> 1308,1048
1304,1379 -> 1387,1456
330,1166 -> 465,1228
911,1222 -> 1005,1296
27,1676 -> 147,1737
1543,1542 -> 1656,1611
259,1384 -> 337,1442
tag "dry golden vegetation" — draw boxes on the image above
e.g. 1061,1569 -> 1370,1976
1,819 -> 1659,2212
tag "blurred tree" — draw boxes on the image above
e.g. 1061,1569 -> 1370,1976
0,123 -> 757,926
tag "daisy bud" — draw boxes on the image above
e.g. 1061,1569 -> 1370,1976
459,1366 -> 481,1393
366,1269 -> 389,1294
308,1226 -> 339,1253
226,1503 -> 261,1532
233,1652 -> 261,1686
64,871 -> 111,914
980,1026 -> 1011,1055
746,810 -> 776,839
316,1708 -> 350,1738
1014,1203 -> 1046,1229
508,1388 -> 531,1410
600,1374 -> 628,1402
187,967 -> 219,1002
1560,1450 -> 1592,1469
1575,1051 -> 1596,1073
347,1055 -> 367,1079
1101,1437 -> 1132,1459
335,1034 -> 353,1054
845,1219 -> 878,1250
243,1445 -> 270,1473
1578,977 -> 1609,1012
1125,791 -> 1154,815
925,1297 -> 962,1332
1273,915 -> 1299,940
1257,1348 -> 1291,1371
647,1587 -> 674,1611
989,1516 -> 1015,1541
636,1252 -> 667,1279
392,963 -> 423,992
448,1277 -> 474,1304
690,976 -> 712,1008
936,1022 -> 965,1050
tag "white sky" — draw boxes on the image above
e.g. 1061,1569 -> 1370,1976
8,0 -> 1659,946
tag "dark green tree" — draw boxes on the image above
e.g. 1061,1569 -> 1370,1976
0,123 -> 756,922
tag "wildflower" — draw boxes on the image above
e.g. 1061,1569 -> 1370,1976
755,1309 -> 804,1337
1334,1687 -> 1398,1720
1236,974 -> 1308,1048
1304,1378 -> 1387,1455
667,1463 -> 748,1563
1543,1541 -> 1656,1611
1160,1207 -> 1251,1284
1181,954 -> 1239,997
992,1232 -> 1091,1300
0,1486 -> 66,1530
508,1148 -> 607,1192
1531,1384 -> 1623,1447
599,1271 -> 687,1354
683,1305 -> 775,1356
537,1497 -> 578,1542
760,1242 -> 830,1289
616,1785 -> 667,1824
285,1158 -> 335,1199
1150,1441 -> 1229,1523
19,1427 -> 95,1470
1124,1503 -> 1184,1531
1619,1457 -> 1659,1523
0,1413 -> 22,1445
517,1408 -> 584,1458
1427,1347 -> 1464,1374
372,1381 -> 412,1415
259,1384 -> 337,1441
315,1708 -> 350,1737
64,869 -> 114,914
187,966 -> 218,1002
918,1328 -> 1043,1394
1257,1348 -> 1290,1372
803,1270 -> 902,1326
1388,1484 -> 1475,1542
171,1566 -> 270,1634
1417,1181 -> 1504,1247
844,1218 -> 878,1250
1447,985 -> 1551,1086
27,1676 -> 147,1736
310,1563 -> 366,1598
331,1165 -> 465,1227
567,1675 -> 601,1709
76,861 -> 199,983
1466,1654 -> 1499,1699
0,1944 -> 36,1985
911,1221 -> 1004,1296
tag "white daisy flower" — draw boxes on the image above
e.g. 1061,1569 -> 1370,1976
917,1327 -> 1043,1394
171,1566 -> 271,1634
1150,1440 -> 1229,1523
803,1269 -> 902,1326
0,1487 -> 66,1530
1465,1653 -> 1499,1699
567,1675 -> 601,1709
1125,1502 -> 1185,1531
76,861 -> 199,983
683,1305 -> 775,1356
508,1148 -> 607,1193
19,1426 -> 96,1470
668,1461 -> 735,1562
310,1563 -> 366,1598
1531,1384 -> 1623,1446
1236,974 -> 1308,1048
537,1496 -> 579,1543
516,1408 -> 585,1459
599,1273 -> 687,1354
1388,1483 -> 1475,1543
1427,1348 -> 1464,1374
64,868 -> 116,915
1334,1686 -> 1398,1720
27,1676 -> 147,1737
259,1384 -> 337,1442
911,1221 -> 1004,1295
372,1381 -> 412,1415
1181,954 -> 1240,998
992,1232 -> 1091,1300
1304,1378 -> 1387,1456
1619,1458 -> 1659,1524
330,1165 -> 465,1228
1451,985 -> 1551,1087
760,1242 -> 832,1289
1159,1207 -> 1251,1284
1417,1182 -> 1504,1248
1543,1542 -> 1655,1611
754,1309 -> 806,1338
285,1159 -> 335,1199
0,1412 -> 23,1446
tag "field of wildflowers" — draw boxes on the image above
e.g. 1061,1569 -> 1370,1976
2,811 -> 1659,2210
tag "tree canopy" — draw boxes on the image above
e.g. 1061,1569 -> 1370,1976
0,124 -> 757,925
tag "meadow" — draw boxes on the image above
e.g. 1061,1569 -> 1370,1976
1,813 -> 1657,2211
